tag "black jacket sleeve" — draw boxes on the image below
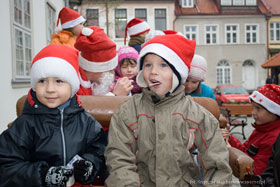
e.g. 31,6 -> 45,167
0,119 -> 48,187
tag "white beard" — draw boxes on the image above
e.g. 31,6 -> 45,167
91,71 -> 115,96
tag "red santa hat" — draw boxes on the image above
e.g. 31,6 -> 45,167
57,7 -> 85,29
136,34 -> 196,93
124,18 -> 150,45
249,84 -> 280,116
163,30 -> 184,36
189,54 -> 207,82
31,45 -> 80,97
74,26 -> 118,72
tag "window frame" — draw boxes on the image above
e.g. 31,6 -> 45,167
245,24 -> 259,44
184,24 -> 198,44
225,24 -> 239,44
269,22 -> 280,43
12,0 -> 32,82
154,8 -> 167,31
204,24 -> 219,45
114,8 -> 127,39
182,0 -> 194,8
217,60 -> 232,85
85,8 -> 99,27
46,2 -> 56,44
135,8 -> 147,22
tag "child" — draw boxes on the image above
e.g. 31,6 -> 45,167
124,18 -> 150,53
222,84 -> 280,175
105,35 -> 232,186
0,45 -> 107,186
183,54 -> 215,100
51,7 -> 85,49
114,46 -> 142,95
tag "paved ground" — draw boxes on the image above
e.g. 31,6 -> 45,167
229,116 -> 255,186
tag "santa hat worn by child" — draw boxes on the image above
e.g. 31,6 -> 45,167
116,46 -> 139,77
249,84 -> 280,116
188,54 -> 207,82
57,7 -> 85,29
74,26 -> 118,73
31,45 -> 80,97
124,18 -> 150,45
136,34 -> 196,93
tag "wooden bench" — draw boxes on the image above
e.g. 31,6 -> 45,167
10,95 -> 254,181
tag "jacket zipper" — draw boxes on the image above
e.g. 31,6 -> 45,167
60,109 -> 67,166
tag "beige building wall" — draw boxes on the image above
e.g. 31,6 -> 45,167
175,15 -> 267,90
80,1 -> 175,48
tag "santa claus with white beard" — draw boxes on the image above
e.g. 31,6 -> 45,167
75,26 -> 133,96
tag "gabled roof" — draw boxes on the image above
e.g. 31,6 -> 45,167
261,0 -> 280,15
262,53 -> 280,68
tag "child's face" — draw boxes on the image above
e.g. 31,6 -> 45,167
252,102 -> 279,125
35,77 -> 71,108
72,23 -> 84,36
143,54 -> 173,96
183,77 -> 200,94
120,60 -> 137,79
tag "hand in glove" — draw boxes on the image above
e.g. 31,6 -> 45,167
44,166 -> 73,187
73,159 -> 95,184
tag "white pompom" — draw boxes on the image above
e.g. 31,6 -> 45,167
82,27 -> 94,36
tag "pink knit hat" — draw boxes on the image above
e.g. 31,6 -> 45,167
188,54 -> 207,82
116,46 -> 138,76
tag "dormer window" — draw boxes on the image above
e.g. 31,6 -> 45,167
221,0 -> 256,6
182,0 -> 194,8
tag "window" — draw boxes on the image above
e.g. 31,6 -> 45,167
233,0 -> 244,5
245,24 -> 258,43
155,9 -> 166,31
225,24 -> 238,44
221,0 -> 256,6
184,25 -> 197,41
217,60 -> 231,85
182,0 -> 194,8
85,9 -> 99,26
205,25 -> 218,44
246,0 -> 256,5
46,3 -> 56,44
13,0 -> 32,80
270,22 -> 280,42
221,0 -> 232,5
115,9 -> 127,38
135,9 -> 147,21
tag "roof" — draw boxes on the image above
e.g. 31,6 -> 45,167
175,0 -> 219,15
261,0 -> 280,14
262,53 -> 280,68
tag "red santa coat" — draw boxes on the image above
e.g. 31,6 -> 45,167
229,119 -> 280,175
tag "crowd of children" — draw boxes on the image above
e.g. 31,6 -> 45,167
0,6 -> 280,187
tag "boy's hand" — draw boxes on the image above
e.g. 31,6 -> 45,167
221,125 -> 231,146
73,160 -> 95,184
113,77 -> 133,96
44,166 -> 73,187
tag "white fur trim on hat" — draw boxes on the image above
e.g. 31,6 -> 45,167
138,43 -> 189,83
82,27 -> 94,36
249,91 -> 280,116
61,16 -> 85,29
31,57 -> 80,97
189,54 -> 207,82
79,54 -> 118,72
128,21 -> 150,36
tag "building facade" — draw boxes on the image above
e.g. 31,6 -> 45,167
0,0 -> 65,133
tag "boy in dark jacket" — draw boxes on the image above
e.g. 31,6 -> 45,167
0,45 -> 107,187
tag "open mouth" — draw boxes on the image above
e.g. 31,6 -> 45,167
149,80 -> 161,86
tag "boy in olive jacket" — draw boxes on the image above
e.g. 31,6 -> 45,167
105,35 -> 232,187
